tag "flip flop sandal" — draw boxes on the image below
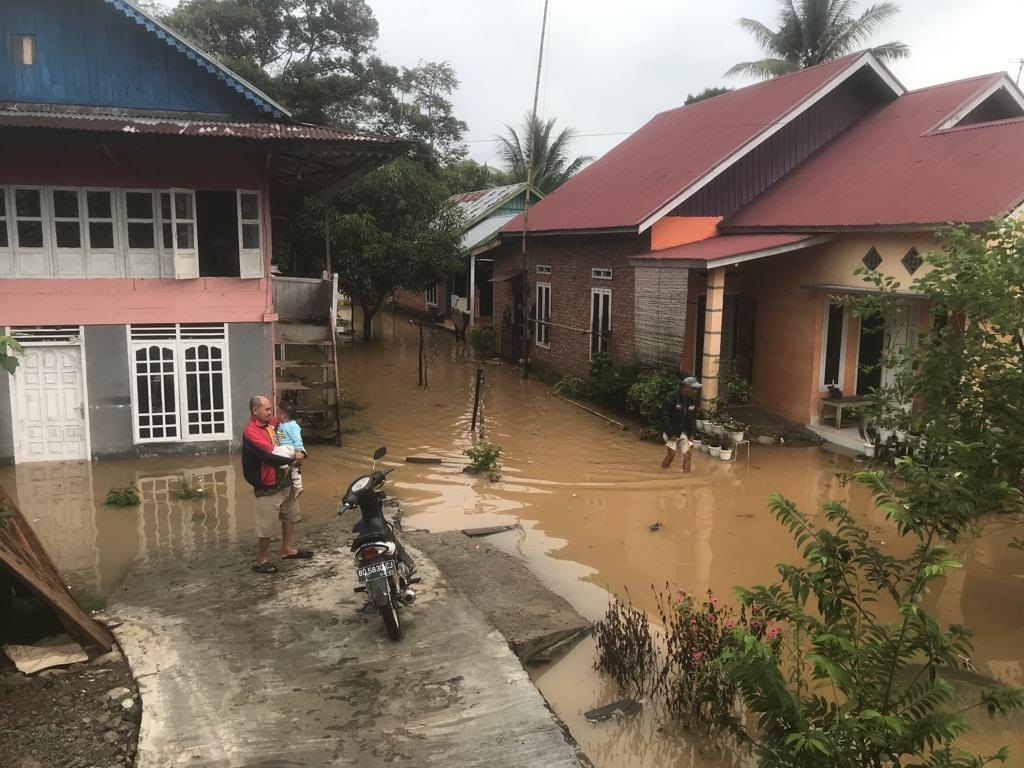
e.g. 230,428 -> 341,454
252,562 -> 278,574
282,549 -> 314,560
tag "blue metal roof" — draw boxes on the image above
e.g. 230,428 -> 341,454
102,0 -> 290,119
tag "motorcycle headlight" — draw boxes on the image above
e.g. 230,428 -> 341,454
350,476 -> 371,493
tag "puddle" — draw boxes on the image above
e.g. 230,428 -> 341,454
4,308 -> 1023,766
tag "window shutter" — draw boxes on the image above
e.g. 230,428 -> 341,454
170,190 -> 199,280
237,191 -> 263,279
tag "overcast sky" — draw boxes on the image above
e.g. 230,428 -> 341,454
159,1 -> 1024,166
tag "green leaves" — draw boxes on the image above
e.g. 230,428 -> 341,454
0,336 -> 22,375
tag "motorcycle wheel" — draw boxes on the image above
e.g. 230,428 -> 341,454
379,601 -> 402,641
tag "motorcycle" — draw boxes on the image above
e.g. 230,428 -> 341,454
338,446 -> 418,641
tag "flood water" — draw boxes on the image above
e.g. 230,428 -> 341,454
4,308 -> 1024,766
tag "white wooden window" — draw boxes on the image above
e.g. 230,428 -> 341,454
820,301 -> 847,389
124,190 -> 161,278
51,189 -> 85,277
536,264 -> 552,275
591,268 -> 613,280
237,191 -> 263,279
536,282 -> 552,348
590,288 -> 612,357
0,188 -> 11,276
426,285 -> 437,306
85,190 -> 119,277
128,324 -> 230,443
168,190 -> 198,280
12,187 -> 49,276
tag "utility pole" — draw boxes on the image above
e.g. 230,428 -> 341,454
519,0 -> 551,380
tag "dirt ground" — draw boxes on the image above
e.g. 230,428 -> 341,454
0,648 -> 140,768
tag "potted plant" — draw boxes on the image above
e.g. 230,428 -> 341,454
727,421 -> 746,443
709,437 -> 722,458
697,432 -> 711,453
719,435 -> 734,461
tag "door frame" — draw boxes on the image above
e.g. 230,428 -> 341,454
6,325 -> 92,463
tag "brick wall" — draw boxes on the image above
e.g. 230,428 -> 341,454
490,233 -> 649,378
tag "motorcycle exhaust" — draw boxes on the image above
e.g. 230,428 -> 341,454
401,588 -> 417,605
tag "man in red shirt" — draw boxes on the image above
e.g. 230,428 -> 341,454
242,395 -> 311,573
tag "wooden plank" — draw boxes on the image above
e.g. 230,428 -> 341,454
0,488 -> 113,651
552,394 -> 628,430
462,525 -> 520,538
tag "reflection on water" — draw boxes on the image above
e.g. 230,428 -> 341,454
2,308 -> 1022,766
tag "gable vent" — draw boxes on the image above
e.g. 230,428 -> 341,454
7,325 -> 82,343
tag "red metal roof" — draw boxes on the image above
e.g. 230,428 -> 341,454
502,53 -> 869,234
0,108 -> 398,144
632,233 -> 818,264
725,74 -> 1024,228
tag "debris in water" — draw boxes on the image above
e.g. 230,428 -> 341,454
406,456 -> 443,464
649,522 -> 663,532
584,698 -> 643,722
462,525 -> 519,538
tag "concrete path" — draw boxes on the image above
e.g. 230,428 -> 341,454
109,523 -> 583,768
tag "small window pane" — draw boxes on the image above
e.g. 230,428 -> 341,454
89,222 -> 114,249
87,191 -> 112,219
241,223 -> 260,250
55,221 -> 81,248
53,190 -> 79,219
162,223 -> 173,248
176,223 -> 194,249
823,303 -> 844,386
0,224 -> 8,249
126,192 -> 153,220
0,188 -> 5,210
11,35 -> 35,66
160,193 -> 171,219
240,193 -> 259,220
174,194 -> 193,219
15,189 -> 41,217
128,222 -> 155,249
17,220 -> 43,247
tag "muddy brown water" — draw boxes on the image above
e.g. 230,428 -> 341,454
4,308 -> 1023,766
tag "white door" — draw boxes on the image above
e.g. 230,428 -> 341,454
881,301 -> 917,389
14,346 -> 88,462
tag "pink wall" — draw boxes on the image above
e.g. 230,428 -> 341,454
2,278 -> 273,325
1,145 -> 274,325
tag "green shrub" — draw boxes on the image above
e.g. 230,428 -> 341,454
106,486 -> 140,507
172,476 -> 208,500
585,353 -> 642,412
626,368 -> 687,427
719,368 -> 752,404
552,375 -> 586,398
468,327 -> 496,359
464,441 -> 502,472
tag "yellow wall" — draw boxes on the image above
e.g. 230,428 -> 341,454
650,216 -> 722,250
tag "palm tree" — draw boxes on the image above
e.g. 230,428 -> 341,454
495,114 -> 593,194
726,0 -> 909,80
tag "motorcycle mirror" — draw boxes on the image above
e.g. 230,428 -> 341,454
373,447 -> 387,460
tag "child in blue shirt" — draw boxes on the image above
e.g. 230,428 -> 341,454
273,401 -> 305,496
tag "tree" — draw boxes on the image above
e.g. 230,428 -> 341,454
726,0 -> 909,80
389,61 -> 468,166
495,114 -> 593,195
720,220 -> 1024,766
319,159 -> 465,340
685,86 -> 732,105
439,159 -> 509,196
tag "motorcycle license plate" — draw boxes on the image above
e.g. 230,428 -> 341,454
357,559 -> 397,582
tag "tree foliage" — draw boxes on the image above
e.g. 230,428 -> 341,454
306,159 -> 464,340
0,336 -> 21,375
390,61 -> 468,166
721,220 -> 1024,766
727,0 -> 909,80
685,86 -> 733,105
495,114 -> 593,194
439,159 -> 509,196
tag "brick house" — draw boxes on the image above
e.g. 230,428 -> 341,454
489,51 -> 1024,439
0,0 -> 401,464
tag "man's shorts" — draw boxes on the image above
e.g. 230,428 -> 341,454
663,433 -> 693,454
255,486 -> 301,538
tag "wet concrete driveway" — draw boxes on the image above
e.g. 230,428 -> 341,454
110,524 -> 582,767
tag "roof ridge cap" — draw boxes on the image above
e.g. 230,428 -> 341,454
905,72 -> 1004,95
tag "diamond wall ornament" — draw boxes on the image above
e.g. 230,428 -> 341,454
901,247 -> 923,275
862,247 -> 883,271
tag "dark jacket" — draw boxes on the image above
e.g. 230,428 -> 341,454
661,390 -> 699,439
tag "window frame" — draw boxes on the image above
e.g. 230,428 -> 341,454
535,281 -> 552,349
425,284 -> 438,307
590,287 -> 612,358
819,300 -> 848,390
591,267 -> 613,280
11,186 -> 50,277
536,264 -> 552,275
11,34 -> 35,66
0,187 -> 11,277
127,324 -> 232,444
83,188 -> 120,277
50,188 -> 86,277
237,190 -> 264,279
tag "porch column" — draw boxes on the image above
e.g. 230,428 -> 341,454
700,266 -> 726,411
468,254 -> 476,328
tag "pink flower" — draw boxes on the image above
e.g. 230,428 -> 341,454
693,651 -> 704,661
766,626 -> 783,639
725,620 -> 736,629
710,596 -> 719,605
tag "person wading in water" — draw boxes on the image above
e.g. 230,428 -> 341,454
661,377 -> 702,473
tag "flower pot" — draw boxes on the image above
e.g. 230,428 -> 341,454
862,443 -> 875,458
711,424 -> 723,436
700,443 -> 710,454
729,431 -> 744,443
696,419 -> 706,432
895,429 -> 908,443
719,449 -> 733,461
709,446 -> 721,458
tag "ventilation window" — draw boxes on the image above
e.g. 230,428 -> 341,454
901,247 -> 923,275
536,265 -> 552,275
591,268 -> 613,280
11,34 -> 35,66
862,247 -> 882,271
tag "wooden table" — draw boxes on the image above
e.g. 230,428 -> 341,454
820,396 -> 869,429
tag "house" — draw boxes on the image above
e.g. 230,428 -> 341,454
0,0 -> 403,464
395,182 -> 542,326
488,51 -> 1024,439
